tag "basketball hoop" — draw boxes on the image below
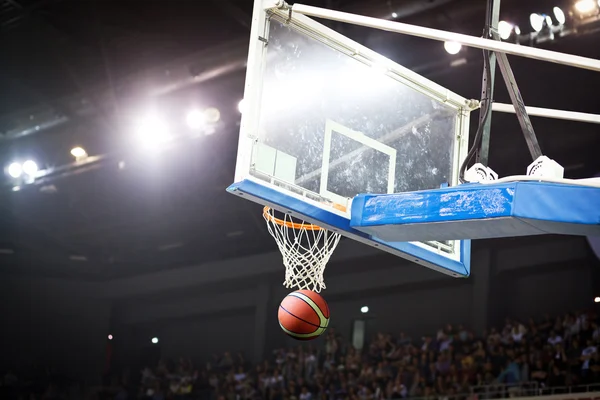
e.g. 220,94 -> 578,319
263,206 -> 341,293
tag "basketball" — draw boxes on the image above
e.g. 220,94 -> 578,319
278,290 -> 330,340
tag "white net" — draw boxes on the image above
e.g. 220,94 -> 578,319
263,207 -> 342,293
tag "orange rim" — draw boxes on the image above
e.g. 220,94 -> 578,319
263,206 -> 323,231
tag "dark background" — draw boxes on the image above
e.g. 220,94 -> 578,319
0,0 -> 599,384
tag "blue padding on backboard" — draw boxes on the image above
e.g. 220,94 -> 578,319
227,179 -> 470,278
351,182 -> 600,242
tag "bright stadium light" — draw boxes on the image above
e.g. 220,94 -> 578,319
136,115 -> 170,148
575,0 -> 596,14
530,13 -> 545,32
498,20 -> 513,39
70,147 -> 88,160
22,160 -> 38,176
553,7 -> 566,25
238,99 -> 246,114
186,109 -> 206,130
361,306 -> 369,313
444,41 -> 462,55
151,337 -> 159,344
7,162 -> 22,178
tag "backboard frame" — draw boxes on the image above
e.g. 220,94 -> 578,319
228,0 -> 473,278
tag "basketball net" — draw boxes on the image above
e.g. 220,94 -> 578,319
263,207 -> 341,293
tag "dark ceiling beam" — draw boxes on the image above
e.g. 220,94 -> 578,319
0,0 -> 57,30
0,0 -> 115,137
3,0 -> 23,9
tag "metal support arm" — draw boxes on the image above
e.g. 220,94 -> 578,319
287,3 -> 600,72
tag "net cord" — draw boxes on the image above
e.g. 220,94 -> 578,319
263,207 -> 341,292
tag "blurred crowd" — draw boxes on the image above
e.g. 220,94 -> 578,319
3,311 -> 600,400
131,311 -> 600,400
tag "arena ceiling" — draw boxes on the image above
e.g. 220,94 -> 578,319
0,0 -> 598,280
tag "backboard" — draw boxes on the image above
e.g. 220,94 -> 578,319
228,1 -> 473,277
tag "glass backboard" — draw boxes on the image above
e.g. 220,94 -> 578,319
229,2 -> 472,277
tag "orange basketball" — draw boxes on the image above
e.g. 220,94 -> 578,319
278,290 -> 330,340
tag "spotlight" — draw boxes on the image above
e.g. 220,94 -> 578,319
136,115 -> 170,148
514,25 -> 521,35
238,99 -> 246,114
70,147 -> 88,160
575,0 -> 597,14
553,6 -> 566,25
22,160 -> 38,176
545,15 -> 553,26
391,12 -> 398,18
498,20 -> 513,39
595,296 -> 600,303
7,162 -> 22,179
530,13 -> 545,32
443,41 -> 462,55
360,306 -> 369,313
151,337 -> 159,344
108,334 -> 114,340
186,109 -> 206,130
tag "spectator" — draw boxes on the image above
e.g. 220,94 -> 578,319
581,339 -> 598,383
548,331 -> 563,346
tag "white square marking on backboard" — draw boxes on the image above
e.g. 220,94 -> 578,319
253,142 -> 277,177
253,142 -> 298,184
320,119 -> 397,206
274,150 -> 297,184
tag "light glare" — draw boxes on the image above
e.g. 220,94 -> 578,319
151,337 -> 159,344
186,109 -> 206,130
137,115 -> 170,148
498,21 -> 513,40
360,306 -> 369,313
70,147 -> 87,159
22,160 -> 38,176
575,0 -> 596,14
595,296 -> 600,303
553,7 -> 566,25
108,334 -> 114,340
530,13 -> 544,32
8,163 -> 22,179
392,12 -> 398,18
444,41 -> 462,55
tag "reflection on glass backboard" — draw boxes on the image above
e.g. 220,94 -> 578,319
250,19 -> 462,207
230,6 -> 471,277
